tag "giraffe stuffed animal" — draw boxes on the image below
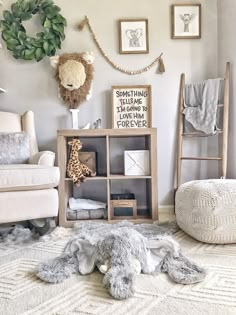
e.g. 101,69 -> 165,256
67,138 -> 96,186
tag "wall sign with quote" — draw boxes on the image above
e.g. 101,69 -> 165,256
112,85 -> 152,129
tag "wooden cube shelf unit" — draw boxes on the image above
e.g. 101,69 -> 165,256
57,128 -> 158,227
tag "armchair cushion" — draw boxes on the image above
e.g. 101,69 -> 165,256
0,132 -> 30,164
29,151 -> 55,166
0,164 -> 60,192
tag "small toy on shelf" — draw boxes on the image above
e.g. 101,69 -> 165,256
93,118 -> 102,129
67,138 -> 96,186
82,123 -> 91,129
0,88 -> 6,93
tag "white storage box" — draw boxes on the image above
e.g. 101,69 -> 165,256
124,150 -> 150,176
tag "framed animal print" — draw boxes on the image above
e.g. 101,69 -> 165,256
171,4 -> 201,39
118,18 -> 149,54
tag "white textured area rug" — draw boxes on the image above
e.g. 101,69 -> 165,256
0,227 -> 236,315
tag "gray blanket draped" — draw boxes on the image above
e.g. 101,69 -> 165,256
183,78 -> 223,134
36,221 -> 206,300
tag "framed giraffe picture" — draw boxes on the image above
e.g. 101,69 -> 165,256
171,4 -> 201,39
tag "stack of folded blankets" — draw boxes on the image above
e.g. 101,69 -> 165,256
67,198 -> 107,220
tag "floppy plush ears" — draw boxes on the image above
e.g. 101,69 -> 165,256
64,239 -> 97,275
50,55 -> 59,68
81,51 -> 94,64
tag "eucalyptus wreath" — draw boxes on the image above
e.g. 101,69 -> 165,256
0,0 -> 67,61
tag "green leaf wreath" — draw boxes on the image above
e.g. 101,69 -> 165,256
0,0 -> 67,61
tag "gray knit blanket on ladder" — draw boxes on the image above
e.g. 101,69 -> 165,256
183,78 -> 224,134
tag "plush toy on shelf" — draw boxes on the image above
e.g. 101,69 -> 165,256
67,138 -> 96,186
93,118 -> 102,129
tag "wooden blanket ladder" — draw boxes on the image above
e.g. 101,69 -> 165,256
176,62 -> 230,189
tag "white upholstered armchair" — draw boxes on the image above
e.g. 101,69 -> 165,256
0,110 -> 60,224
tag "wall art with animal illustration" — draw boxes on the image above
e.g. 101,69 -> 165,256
171,4 -> 201,39
118,18 -> 149,54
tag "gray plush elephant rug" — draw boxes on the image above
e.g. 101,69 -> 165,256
36,221 -> 206,300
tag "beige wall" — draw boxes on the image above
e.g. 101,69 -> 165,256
218,0 -> 236,179
0,0 -> 218,205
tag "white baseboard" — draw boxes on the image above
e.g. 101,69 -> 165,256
158,205 -> 175,215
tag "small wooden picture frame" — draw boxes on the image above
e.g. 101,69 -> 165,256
112,85 -> 152,129
78,152 -> 96,173
171,4 -> 201,39
110,199 -> 137,220
118,18 -> 149,54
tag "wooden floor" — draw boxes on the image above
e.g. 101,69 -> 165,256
158,212 -> 176,223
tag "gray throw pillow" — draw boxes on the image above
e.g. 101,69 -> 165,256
0,132 -> 30,164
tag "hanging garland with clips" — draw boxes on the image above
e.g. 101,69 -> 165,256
0,0 -> 66,61
78,16 -> 165,75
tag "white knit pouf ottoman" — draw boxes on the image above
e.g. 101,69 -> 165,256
175,179 -> 236,244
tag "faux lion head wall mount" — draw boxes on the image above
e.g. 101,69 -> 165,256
50,52 -> 94,109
